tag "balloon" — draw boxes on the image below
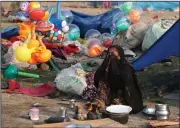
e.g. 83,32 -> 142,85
129,10 -> 140,23
29,2 -> 40,10
20,2 -> 30,12
14,44 -> 33,62
14,34 -> 35,62
29,9 -> 45,21
88,45 -> 102,57
61,10 -> 73,25
129,6 -> 143,23
120,2 -> 133,14
67,24 -> 80,41
86,38 -> 102,49
115,18 -> 129,31
85,29 -> 102,41
113,12 -> 130,31
41,11 -> 49,21
110,27 -> 118,36
102,33 -> 113,48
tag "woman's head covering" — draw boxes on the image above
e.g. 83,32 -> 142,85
107,45 -> 127,64
94,45 -> 128,88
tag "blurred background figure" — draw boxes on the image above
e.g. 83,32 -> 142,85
101,1 -> 111,8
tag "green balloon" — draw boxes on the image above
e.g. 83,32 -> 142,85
121,2 -> 133,13
68,31 -> 80,41
115,20 -> 129,31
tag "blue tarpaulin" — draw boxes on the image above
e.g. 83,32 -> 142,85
52,9 -> 120,38
132,19 -> 180,71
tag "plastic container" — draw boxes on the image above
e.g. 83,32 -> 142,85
29,108 -> 39,121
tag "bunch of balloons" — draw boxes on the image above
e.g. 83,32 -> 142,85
112,2 -> 143,33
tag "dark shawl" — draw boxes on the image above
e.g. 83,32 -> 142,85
94,45 -> 143,114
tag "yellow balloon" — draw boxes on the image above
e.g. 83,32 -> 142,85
14,45 -> 32,62
41,11 -> 49,21
30,2 -> 40,10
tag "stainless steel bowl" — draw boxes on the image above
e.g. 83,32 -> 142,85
143,108 -> 156,116
155,104 -> 169,111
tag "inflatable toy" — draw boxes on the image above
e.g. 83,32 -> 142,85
3,64 -> 39,79
20,2 -> 30,12
29,2 -> 41,10
67,24 -> 80,41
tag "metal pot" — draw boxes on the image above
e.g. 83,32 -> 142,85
155,104 -> 170,121
59,107 -> 66,117
69,99 -> 76,109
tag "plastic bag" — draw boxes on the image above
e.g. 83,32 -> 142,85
122,22 -> 149,49
54,63 -> 87,95
142,19 -> 176,51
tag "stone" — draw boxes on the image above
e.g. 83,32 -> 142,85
164,62 -> 172,66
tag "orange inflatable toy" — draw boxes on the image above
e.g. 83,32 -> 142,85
18,23 -> 31,38
129,10 -> 140,23
27,25 -> 40,49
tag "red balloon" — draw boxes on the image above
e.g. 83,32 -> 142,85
29,9 -> 45,21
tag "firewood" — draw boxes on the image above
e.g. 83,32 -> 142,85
149,121 -> 179,127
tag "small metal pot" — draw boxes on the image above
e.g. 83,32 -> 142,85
59,107 -> 66,117
155,104 -> 170,121
69,99 -> 76,109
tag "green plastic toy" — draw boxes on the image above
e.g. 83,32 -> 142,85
3,64 -> 40,79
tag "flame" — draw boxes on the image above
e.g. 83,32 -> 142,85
88,104 -> 93,111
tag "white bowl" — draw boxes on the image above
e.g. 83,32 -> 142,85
106,105 -> 132,114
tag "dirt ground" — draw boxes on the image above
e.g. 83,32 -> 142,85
1,2 -> 180,128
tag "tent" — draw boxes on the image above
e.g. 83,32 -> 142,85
132,19 -> 180,71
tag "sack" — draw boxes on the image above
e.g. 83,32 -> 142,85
113,22 -> 149,49
142,19 -> 176,51
54,63 -> 87,95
